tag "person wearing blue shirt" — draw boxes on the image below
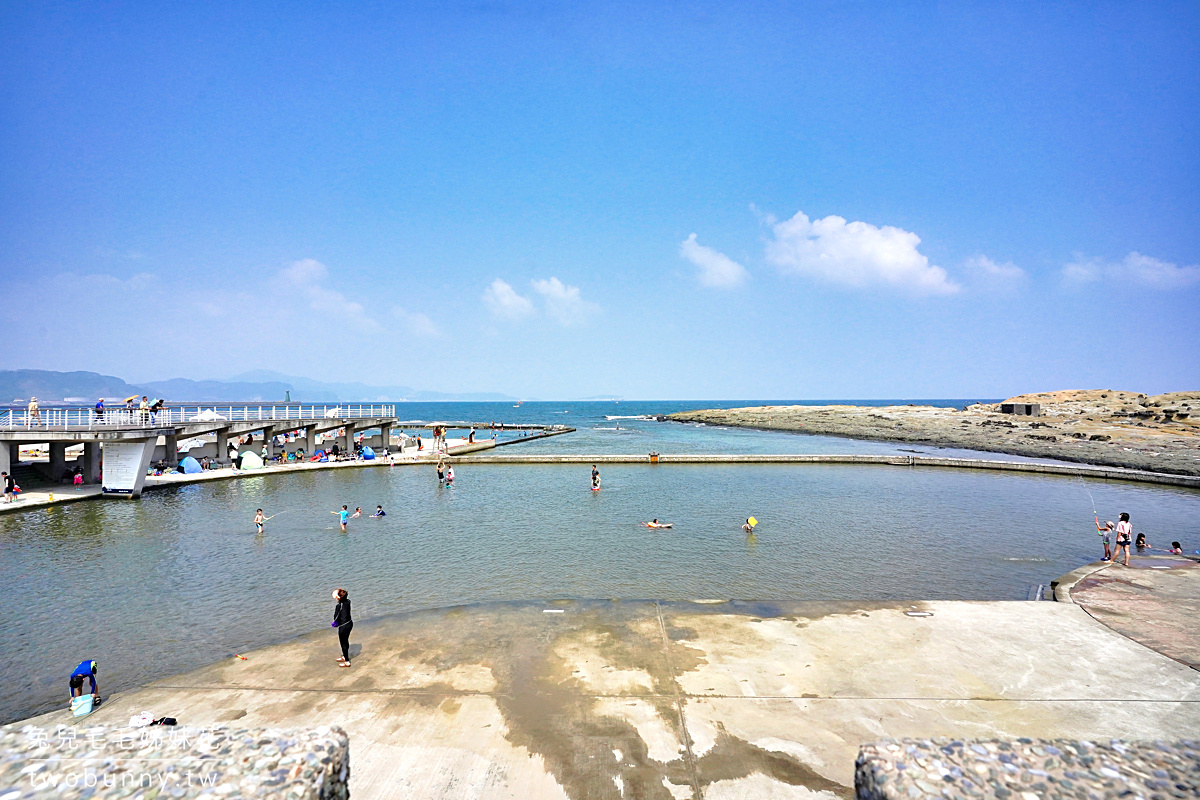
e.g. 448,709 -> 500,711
69,660 -> 100,703
337,505 -> 349,533
371,506 -> 386,517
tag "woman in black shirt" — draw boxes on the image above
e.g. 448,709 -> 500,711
332,588 -> 353,667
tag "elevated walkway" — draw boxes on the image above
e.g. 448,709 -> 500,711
0,403 -> 398,496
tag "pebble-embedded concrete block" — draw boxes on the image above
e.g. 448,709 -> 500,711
855,738 -> 1200,800
0,724 -> 349,799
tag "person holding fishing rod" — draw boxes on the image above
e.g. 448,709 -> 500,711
1096,519 -> 1114,561
254,508 -> 287,533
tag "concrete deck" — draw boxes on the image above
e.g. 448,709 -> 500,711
1070,555 -> 1200,669
0,428 -> 575,515
27,599 -> 1200,800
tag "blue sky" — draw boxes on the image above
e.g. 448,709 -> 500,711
1,2 -> 1197,399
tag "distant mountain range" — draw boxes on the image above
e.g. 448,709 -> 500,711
0,369 -> 516,403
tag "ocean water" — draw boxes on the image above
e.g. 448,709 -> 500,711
2,400 -> 1197,723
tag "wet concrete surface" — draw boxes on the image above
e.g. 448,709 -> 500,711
1070,555 -> 1200,669
25,599 -> 1200,799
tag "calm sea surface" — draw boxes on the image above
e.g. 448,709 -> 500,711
2,400 -> 1197,722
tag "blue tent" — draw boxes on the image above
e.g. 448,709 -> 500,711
179,456 -> 203,474
361,446 -> 375,460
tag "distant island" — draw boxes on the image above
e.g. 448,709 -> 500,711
0,369 -> 517,404
667,390 -> 1200,476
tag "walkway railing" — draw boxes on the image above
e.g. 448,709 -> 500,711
1,404 -> 397,430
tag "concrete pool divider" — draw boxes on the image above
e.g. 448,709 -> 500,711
446,452 -> 1200,489
2,444 -> 1195,517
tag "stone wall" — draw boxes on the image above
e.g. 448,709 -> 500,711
0,723 -> 349,799
856,738 -> 1199,800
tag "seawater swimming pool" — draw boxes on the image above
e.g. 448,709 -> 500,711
2,403 -> 1197,723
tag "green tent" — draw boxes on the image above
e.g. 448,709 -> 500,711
239,451 -> 264,470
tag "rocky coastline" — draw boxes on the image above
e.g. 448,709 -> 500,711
665,390 -> 1200,477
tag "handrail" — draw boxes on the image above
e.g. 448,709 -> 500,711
0,404 -> 397,430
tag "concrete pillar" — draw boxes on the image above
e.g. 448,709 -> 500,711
83,442 -> 102,484
379,424 -> 390,453
260,426 -> 275,462
304,427 -> 317,456
163,433 -> 178,466
48,442 -> 67,482
213,428 -> 230,464
341,424 -> 355,454
0,442 -> 15,478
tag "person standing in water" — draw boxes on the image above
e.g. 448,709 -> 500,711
254,509 -> 265,534
445,465 -> 454,484
591,465 -> 600,490
336,505 -> 349,533
1114,512 -> 1133,566
332,589 -> 353,667
436,459 -> 445,483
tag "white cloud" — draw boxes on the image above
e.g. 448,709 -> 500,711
277,259 -> 379,332
1062,258 -> 1100,284
680,233 -> 748,288
531,277 -> 599,325
482,279 -> 535,321
482,276 -> 598,325
1063,252 -> 1200,288
965,255 -> 1025,291
393,307 -> 439,337
765,210 -> 959,295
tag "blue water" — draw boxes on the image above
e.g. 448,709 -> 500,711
1,399 -> 1197,723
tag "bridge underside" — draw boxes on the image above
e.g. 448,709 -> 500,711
0,417 -> 398,489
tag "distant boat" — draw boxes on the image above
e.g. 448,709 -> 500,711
513,400 -> 523,407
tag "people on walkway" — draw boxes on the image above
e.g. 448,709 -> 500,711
94,398 -> 105,422
2,471 -> 14,503
27,397 -> 40,427
1114,512 -> 1133,566
332,589 -> 353,667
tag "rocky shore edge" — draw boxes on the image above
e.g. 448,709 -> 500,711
664,390 -> 1200,477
